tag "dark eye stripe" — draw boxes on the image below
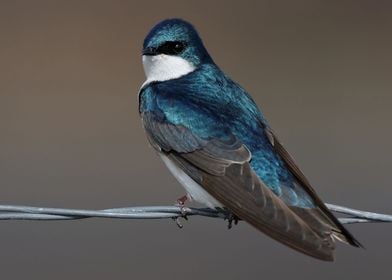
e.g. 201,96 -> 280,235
157,41 -> 187,55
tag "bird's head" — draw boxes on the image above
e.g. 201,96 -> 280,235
142,19 -> 212,84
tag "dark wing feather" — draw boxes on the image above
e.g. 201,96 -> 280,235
142,112 -> 338,261
169,150 -> 336,261
264,127 -> 362,247
143,113 -> 206,153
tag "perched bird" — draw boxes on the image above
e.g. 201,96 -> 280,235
138,18 -> 361,261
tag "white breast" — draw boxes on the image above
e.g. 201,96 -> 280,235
141,54 -> 196,88
160,154 -> 223,209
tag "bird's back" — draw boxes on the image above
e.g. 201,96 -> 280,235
139,63 -> 361,258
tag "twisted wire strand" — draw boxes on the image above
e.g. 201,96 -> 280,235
0,203 -> 390,224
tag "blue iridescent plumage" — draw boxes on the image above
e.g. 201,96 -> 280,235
139,18 -> 360,260
140,62 -> 314,208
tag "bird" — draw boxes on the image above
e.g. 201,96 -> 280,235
138,18 -> 361,261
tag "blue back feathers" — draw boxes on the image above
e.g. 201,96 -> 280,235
140,19 -> 315,208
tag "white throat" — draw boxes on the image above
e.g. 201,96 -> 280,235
141,54 -> 196,88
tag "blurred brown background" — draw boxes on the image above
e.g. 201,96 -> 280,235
0,0 -> 391,279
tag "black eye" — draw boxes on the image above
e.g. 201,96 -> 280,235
157,41 -> 187,55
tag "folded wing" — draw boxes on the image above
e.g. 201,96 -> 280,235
143,112 -> 343,261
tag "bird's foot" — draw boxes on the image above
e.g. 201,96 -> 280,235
173,194 -> 189,229
225,212 -> 239,229
175,194 -> 188,207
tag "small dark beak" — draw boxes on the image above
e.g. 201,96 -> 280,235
142,47 -> 157,56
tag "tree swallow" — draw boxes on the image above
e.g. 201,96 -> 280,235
138,18 -> 361,261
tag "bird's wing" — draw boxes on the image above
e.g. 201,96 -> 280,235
264,127 -> 362,248
142,112 -> 337,261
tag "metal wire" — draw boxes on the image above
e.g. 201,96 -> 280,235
0,203 -> 390,225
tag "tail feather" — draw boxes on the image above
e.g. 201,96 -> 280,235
290,205 -> 362,248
